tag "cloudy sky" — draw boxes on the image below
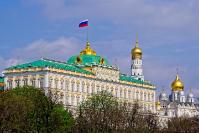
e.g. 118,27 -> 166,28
0,0 -> 199,97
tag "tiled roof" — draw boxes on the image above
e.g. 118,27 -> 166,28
0,77 -> 4,83
5,59 -> 154,87
0,77 -> 4,91
119,74 -> 154,86
67,54 -> 110,66
6,59 -> 94,75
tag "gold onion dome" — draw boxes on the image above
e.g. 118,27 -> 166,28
80,41 -> 96,56
131,38 -> 142,59
171,74 -> 184,91
156,101 -> 161,106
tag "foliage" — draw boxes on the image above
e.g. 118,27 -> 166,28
0,86 -> 74,132
2,87 -> 199,133
75,91 -> 159,133
162,116 -> 199,132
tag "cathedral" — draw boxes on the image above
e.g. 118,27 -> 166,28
156,74 -> 199,119
2,38 -> 156,112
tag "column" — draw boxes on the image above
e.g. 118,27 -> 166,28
44,72 -> 49,95
79,81 -> 82,92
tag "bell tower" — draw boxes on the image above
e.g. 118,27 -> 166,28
131,36 -> 144,81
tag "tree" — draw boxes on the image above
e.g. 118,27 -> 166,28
75,91 -> 159,133
0,86 -> 75,132
0,91 -> 34,132
162,116 -> 199,132
75,91 -> 123,132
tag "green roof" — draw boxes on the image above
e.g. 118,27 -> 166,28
0,86 -> 3,91
5,59 -> 154,87
0,77 -> 4,83
67,54 -> 110,66
6,59 -> 93,75
119,74 -> 154,86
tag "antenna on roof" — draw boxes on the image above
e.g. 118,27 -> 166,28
114,58 -> 118,67
176,66 -> 179,75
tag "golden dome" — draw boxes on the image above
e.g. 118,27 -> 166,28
171,74 -> 184,91
80,41 -> 96,56
155,101 -> 161,111
131,39 -> 142,59
156,101 -> 161,106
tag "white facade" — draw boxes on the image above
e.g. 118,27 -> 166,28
3,60 -> 156,112
131,58 -> 144,81
157,89 -> 199,118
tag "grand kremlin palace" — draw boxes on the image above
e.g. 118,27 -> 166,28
2,39 -> 156,112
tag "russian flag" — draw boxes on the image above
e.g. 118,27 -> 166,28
79,19 -> 88,27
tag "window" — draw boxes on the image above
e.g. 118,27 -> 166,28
71,81 -> 75,92
23,79 -> 28,86
92,84 -> 95,94
31,79 -> 36,87
76,96 -> 80,106
115,89 -> 118,97
15,79 -> 20,87
65,80 -> 69,91
144,93 -> 146,101
60,92 -> 64,102
60,81 -> 64,90
8,80 -> 12,89
96,85 -> 100,93
151,94 -> 154,101
39,78 -> 44,88
148,94 -> 150,101
55,80 -> 58,89
124,90 -> 127,99
82,82 -> 85,92
136,91 -> 139,100
49,79 -> 53,88
128,90 -> 131,99
77,83 -> 80,92
140,92 -> 143,100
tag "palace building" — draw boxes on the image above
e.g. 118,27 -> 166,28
2,38 -> 156,112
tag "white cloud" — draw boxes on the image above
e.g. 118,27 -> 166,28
13,37 -> 81,61
0,37 -> 81,72
22,0 -> 199,47
24,0 -> 199,28
0,57 -> 23,73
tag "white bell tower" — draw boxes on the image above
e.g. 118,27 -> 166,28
131,36 -> 144,81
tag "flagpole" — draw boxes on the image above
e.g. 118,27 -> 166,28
86,23 -> 89,42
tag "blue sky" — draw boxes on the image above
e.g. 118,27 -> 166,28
1,0 -> 199,98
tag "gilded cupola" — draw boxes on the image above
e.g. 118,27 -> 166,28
80,41 -> 96,56
131,37 -> 142,59
171,74 -> 184,91
67,41 -> 109,66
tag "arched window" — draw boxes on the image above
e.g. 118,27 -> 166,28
82,82 -> 85,92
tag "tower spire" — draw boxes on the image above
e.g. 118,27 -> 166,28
136,33 -> 139,47
190,88 -> 192,93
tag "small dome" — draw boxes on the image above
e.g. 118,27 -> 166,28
131,39 -> 142,59
131,47 -> 142,59
80,42 -> 96,56
159,90 -> 168,101
187,90 -> 194,98
67,41 -> 109,66
188,93 -> 193,98
171,75 -> 184,91
156,101 -> 161,107
179,91 -> 185,96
